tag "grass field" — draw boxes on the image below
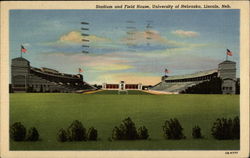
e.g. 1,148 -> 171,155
10,92 -> 240,150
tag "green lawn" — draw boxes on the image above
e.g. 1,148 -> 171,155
10,93 -> 240,150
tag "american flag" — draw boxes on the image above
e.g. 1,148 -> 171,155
226,49 -> 233,56
21,45 -> 27,53
79,68 -> 83,73
165,68 -> 169,73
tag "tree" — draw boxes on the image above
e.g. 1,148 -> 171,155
10,122 -> 26,141
67,120 -> 87,141
112,117 -> 141,140
232,116 -> 240,139
181,77 -> 222,94
87,127 -> 98,141
211,117 -> 240,140
163,118 -> 185,139
137,126 -> 149,140
26,127 -> 39,141
57,128 -> 68,142
192,125 -> 203,139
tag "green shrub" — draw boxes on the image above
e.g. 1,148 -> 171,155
137,126 -> 149,140
57,128 -> 68,142
211,118 -> 231,139
112,126 -> 123,140
67,120 -> 87,141
192,125 -> 203,139
211,116 -> 240,140
163,118 -> 185,140
87,127 -> 98,141
26,127 -> 39,141
10,122 -> 26,141
121,117 -> 138,140
232,116 -> 240,139
112,117 -> 139,140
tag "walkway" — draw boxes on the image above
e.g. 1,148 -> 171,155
143,90 -> 178,95
83,89 -> 104,94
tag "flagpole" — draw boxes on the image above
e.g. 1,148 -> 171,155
20,46 -> 22,58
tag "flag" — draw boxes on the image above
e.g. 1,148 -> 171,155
21,45 -> 27,53
78,68 -> 83,73
226,49 -> 233,56
165,68 -> 169,73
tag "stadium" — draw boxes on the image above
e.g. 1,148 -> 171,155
150,60 -> 239,94
11,57 -> 95,93
11,57 -> 239,94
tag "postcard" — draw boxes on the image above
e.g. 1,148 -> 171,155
0,1 -> 249,158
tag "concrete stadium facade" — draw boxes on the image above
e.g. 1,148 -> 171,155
11,57 -> 95,93
151,60 -> 237,94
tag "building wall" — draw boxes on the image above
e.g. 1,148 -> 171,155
218,61 -> 236,80
221,79 -> 236,94
218,60 -> 236,94
11,58 -> 30,92
102,81 -> 142,90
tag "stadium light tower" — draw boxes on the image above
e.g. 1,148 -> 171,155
81,21 -> 90,54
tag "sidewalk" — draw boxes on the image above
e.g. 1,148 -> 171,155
142,90 -> 178,95
83,89 -> 104,94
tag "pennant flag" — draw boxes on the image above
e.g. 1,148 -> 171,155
226,49 -> 233,56
21,45 -> 27,53
79,68 -> 83,73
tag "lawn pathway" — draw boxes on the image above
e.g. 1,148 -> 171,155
143,90 -> 178,95
83,89 -> 104,94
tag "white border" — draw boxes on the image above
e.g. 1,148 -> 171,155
1,1 -> 249,158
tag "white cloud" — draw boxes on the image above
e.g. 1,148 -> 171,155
121,30 -> 181,47
121,29 -> 204,50
59,31 -> 82,43
122,30 -> 164,44
42,31 -> 112,46
44,52 -> 132,72
172,30 -> 200,38
59,31 -> 111,44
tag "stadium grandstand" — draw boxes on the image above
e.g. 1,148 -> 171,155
151,60 -> 239,94
11,57 -> 96,93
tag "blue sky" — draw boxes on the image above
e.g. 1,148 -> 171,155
10,10 -> 239,85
